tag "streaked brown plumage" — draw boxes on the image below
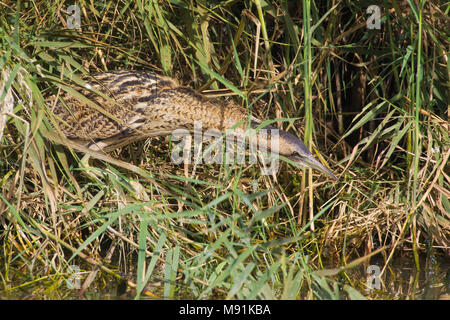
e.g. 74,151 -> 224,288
50,70 -> 337,180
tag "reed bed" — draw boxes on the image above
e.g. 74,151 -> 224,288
0,0 -> 448,299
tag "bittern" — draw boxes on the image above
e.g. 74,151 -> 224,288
50,70 -> 337,180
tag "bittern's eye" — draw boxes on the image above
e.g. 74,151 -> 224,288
293,150 -> 303,157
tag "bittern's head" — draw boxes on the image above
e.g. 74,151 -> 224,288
277,129 -> 338,180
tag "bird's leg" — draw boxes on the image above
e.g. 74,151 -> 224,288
79,141 -> 146,199
79,141 -> 109,180
79,154 -> 103,180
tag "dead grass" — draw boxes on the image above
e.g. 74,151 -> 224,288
0,0 -> 448,299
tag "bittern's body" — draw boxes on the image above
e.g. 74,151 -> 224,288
50,70 -> 336,179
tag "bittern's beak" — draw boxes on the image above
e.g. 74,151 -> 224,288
287,154 -> 338,181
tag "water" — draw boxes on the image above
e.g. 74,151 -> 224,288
1,253 -> 448,299
346,253 -> 449,300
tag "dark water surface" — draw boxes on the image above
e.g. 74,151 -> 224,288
1,253 -> 448,300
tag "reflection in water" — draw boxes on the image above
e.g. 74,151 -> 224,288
1,253 -> 448,299
351,254 -> 450,300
